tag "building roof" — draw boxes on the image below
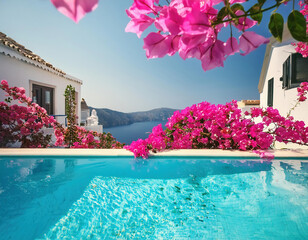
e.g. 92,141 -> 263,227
0,32 -> 82,84
258,26 -> 294,93
240,100 -> 260,105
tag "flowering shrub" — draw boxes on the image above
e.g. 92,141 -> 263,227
2,80 -> 307,157
0,80 -> 56,147
125,82 -> 308,158
0,80 -> 124,149
68,126 -> 124,149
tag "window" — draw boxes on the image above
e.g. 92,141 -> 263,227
32,84 -> 54,115
282,56 -> 290,89
291,53 -> 308,86
282,53 -> 308,89
268,78 -> 274,107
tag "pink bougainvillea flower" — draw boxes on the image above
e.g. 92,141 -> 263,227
125,14 -> 154,38
143,32 -> 172,58
168,35 -> 181,56
239,31 -> 269,56
178,34 -> 208,60
210,0 -> 224,5
234,11 -> 257,31
182,8 -> 211,35
1,80 -> 8,87
201,40 -> 225,71
132,0 -> 160,15
224,37 -> 239,56
155,6 -> 183,35
50,0 -> 98,23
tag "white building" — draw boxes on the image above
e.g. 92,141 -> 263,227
0,32 -> 82,125
258,29 -> 308,124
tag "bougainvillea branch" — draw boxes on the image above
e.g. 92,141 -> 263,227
125,0 -> 308,71
49,0 -> 308,70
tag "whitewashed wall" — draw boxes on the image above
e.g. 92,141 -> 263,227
260,44 -> 308,124
0,52 -> 82,125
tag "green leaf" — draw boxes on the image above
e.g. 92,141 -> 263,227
251,12 -> 263,24
288,10 -> 308,42
231,4 -> 245,13
217,7 -> 228,22
249,3 -> 263,24
268,13 -> 284,42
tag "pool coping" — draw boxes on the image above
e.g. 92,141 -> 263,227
0,148 -> 307,158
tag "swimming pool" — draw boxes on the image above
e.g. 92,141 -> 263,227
0,155 -> 307,239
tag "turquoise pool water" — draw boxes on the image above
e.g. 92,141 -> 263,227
0,157 -> 307,239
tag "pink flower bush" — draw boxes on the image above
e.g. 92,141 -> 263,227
125,82 -> 308,159
0,80 -> 123,149
0,80 -> 56,147
68,125 -> 123,149
2,80 -> 308,158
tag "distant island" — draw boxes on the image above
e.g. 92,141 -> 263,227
88,107 -> 177,128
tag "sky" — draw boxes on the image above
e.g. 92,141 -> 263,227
0,0 -> 296,112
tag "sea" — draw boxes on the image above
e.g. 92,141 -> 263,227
104,121 -> 167,145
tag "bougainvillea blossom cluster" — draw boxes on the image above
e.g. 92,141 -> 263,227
298,81 -> 308,101
125,0 -> 270,71
0,80 -> 56,147
48,0 -> 308,69
125,82 -> 308,158
0,80 -> 123,149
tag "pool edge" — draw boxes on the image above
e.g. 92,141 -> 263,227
0,148 -> 307,159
